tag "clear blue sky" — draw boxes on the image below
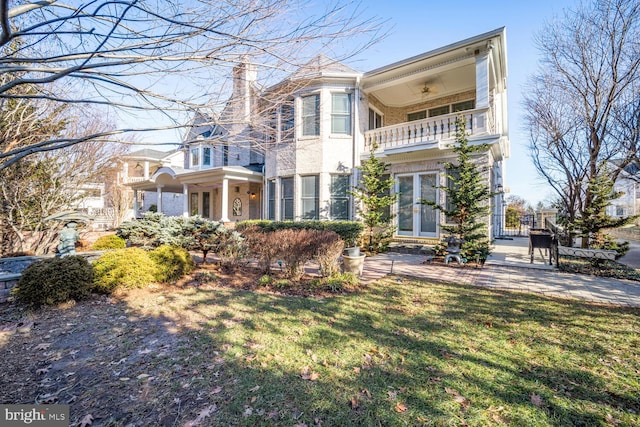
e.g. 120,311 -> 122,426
347,0 -> 582,207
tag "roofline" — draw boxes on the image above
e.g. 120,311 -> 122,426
364,27 -> 506,78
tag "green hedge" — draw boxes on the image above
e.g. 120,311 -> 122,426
236,220 -> 363,246
13,256 -> 94,308
149,245 -> 195,283
93,248 -> 158,293
92,234 -> 126,250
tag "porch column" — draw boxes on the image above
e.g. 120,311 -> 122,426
133,189 -> 139,218
122,162 -> 129,183
475,51 -> 490,109
156,185 -> 163,213
144,161 -> 150,180
182,184 -> 189,217
220,178 -> 230,222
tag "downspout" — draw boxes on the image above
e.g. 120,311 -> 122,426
352,76 -> 361,221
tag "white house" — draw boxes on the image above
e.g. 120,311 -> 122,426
127,27 -> 509,241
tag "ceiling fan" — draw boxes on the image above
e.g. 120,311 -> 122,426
421,81 -> 437,96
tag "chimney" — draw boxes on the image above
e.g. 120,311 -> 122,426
232,60 -> 256,122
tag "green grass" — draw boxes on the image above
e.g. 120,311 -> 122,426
128,277 -> 640,426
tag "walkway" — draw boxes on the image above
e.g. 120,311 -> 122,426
360,238 -> 640,308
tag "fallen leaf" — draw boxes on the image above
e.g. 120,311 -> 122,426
353,367 -> 361,374
249,385 -> 260,392
243,406 -> 253,417
210,386 -> 223,395
301,366 -> 319,381
350,397 -> 359,409
395,402 -> 408,413
79,414 -> 94,427
34,343 -> 52,351
387,390 -> 398,400
605,413 -> 619,426
184,404 -> 217,427
36,367 -> 50,376
136,373 -> 150,379
530,393 -> 544,407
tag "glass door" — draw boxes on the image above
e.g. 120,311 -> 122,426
397,173 -> 438,237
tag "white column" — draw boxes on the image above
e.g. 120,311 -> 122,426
123,162 -> 129,183
144,161 -> 150,180
475,52 -> 490,109
220,178 -> 230,222
156,185 -> 163,213
182,184 -> 189,217
133,189 -> 139,218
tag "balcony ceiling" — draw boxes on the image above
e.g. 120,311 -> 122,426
363,61 -> 476,108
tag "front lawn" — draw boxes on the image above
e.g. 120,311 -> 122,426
1,275 -> 638,426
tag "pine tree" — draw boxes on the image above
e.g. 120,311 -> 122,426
349,141 -> 397,253
424,117 -> 492,261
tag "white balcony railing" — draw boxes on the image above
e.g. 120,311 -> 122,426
363,108 -> 492,152
123,176 -> 146,184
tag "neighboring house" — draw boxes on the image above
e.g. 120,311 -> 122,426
608,162 -> 640,219
126,27 -> 509,241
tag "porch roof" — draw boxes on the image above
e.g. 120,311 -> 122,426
127,165 -> 264,193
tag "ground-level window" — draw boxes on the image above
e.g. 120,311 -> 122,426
281,177 -> 294,220
267,180 -> 276,220
301,175 -> 319,220
202,192 -> 210,218
331,93 -> 352,135
302,94 -> 320,136
330,175 -> 350,220
190,193 -> 199,216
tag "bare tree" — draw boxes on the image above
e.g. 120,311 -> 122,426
524,0 -> 640,246
0,0 -> 383,169
0,100 -> 128,255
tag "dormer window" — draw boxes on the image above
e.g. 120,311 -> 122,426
203,147 -> 212,166
190,147 -> 200,167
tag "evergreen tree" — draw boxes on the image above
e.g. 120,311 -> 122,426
423,117 -> 492,261
349,141 -> 397,253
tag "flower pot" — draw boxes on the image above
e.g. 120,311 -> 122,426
343,247 -> 361,257
342,254 -> 366,277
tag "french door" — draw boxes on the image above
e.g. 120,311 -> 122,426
397,173 -> 438,237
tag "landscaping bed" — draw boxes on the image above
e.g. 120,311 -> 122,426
559,256 -> 640,282
1,271 -> 638,426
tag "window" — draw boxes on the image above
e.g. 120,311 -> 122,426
190,147 -> 200,167
408,110 -> 426,122
429,105 -> 450,117
301,175 -> 319,220
267,180 -> 276,220
202,192 -> 210,218
452,100 -> 475,112
331,93 -> 352,135
281,177 -> 294,220
369,108 -> 383,130
281,103 -> 295,140
616,206 -> 625,217
190,193 -> 199,216
203,147 -> 211,166
302,95 -> 320,136
223,144 -> 229,166
330,175 -> 350,220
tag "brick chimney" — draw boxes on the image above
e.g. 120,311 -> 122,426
232,60 -> 256,123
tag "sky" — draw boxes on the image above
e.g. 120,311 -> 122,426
131,0 -> 583,208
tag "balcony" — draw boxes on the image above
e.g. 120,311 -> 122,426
363,108 -> 494,154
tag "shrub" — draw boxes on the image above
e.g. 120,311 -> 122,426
258,275 -> 272,287
272,279 -> 291,290
93,248 -> 157,293
276,229 -> 317,280
216,229 -> 247,271
13,256 -> 94,308
314,230 -> 344,277
590,232 -> 629,260
92,234 -> 126,250
149,245 -> 195,283
242,226 -> 281,274
236,220 -> 363,248
324,272 -> 358,292
192,271 -> 217,285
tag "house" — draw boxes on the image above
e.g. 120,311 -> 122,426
126,27 -> 509,241
607,161 -> 640,219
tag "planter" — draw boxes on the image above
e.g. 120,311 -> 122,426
343,247 -> 361,257
342,254 -> 366,277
